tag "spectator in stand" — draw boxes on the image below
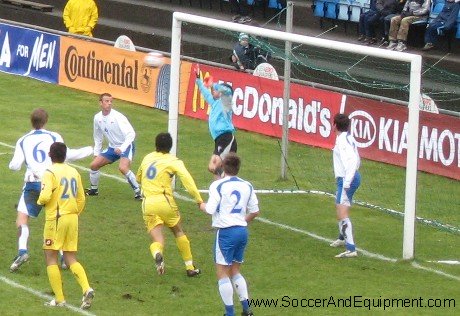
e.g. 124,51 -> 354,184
230,0 -> 252,23
358,0 -> 399,45
63,0 -> 98,37
231,33 -> 269,71
386,0 -> 431,52
422,0 -> 460,50
380,0 -> 407,44
231,33 -> 255,71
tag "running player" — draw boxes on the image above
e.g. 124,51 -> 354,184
38,142 -> 94,309
200,153 -> 259,316
9,108 -> 92,272
136,132 -> 203,276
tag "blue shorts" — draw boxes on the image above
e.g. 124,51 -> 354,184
101,143 -> 135,162
336,171 -> 361,206
214,226 -> 248,265
17,182 -> 42,218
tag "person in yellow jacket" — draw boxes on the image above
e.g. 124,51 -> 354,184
136,132 -> 205,277
63,0 -> 98,37
38,142 -> 94,309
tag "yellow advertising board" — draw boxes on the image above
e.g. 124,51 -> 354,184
59,36 -> 192,110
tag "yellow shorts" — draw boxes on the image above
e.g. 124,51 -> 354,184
43,214 -> 79,251
142,195 -> 181,231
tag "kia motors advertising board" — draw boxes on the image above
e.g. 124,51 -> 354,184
0,23 -> 59,83
344,96 -> 459,180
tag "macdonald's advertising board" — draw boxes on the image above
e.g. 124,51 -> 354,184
185,64 -> 342,150
0,23 -> 59,83
58,36 -> 191,109
184,64 -> 460,180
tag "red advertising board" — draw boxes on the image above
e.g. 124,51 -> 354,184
184,64 -> 342,150
183,64 -> 460,180
344,95 -> 460,180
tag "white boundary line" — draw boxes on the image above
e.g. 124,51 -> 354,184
0,140 -> 458,306
0,276 -> 96,315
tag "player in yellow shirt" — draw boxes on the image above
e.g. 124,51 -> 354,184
136,132 -> 205,277
37,142 -> 94,309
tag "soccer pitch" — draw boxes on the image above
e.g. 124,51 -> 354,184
0,72 -> 458,315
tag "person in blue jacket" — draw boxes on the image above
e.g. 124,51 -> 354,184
422,0 -> 460,50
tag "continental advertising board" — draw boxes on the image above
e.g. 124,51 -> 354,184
0,23 -> 59,83
58,36 -> 191,109
184,64 -> 460,180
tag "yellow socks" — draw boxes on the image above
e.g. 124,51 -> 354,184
47,265 -> 65,303
175,235 -> 194,270
69,262 -> 90,294
150,242 -> 163,257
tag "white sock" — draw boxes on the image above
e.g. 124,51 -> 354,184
218,277 -> 234,306
125,170 -> 140,191
89,170 -> 100,188
231,273 -> 248,301
18,224 -> 29,251
341,218 -> 355,251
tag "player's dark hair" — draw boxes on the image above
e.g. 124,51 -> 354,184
31,108 -> 48,129
333,113 -> 350,132
223,153 -> 240,176
49,142 -> 67,163
100,92 -> 112,101
155,132 -> 173,153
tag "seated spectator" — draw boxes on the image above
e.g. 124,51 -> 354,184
231,33 -> 270,71
381,0 -> 407,44
63,0 -> 98,37
422,0 -> 460,50
358,0 -> 399,45
230,0 -> 252,23
386,0 -> 431,51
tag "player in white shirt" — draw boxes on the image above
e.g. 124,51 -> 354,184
86,93 -> 141,199
329,113 -> 361,258
9,108 -> 92,272
200,153 -> 259,316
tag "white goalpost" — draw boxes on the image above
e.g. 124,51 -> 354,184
168,11 -> 422,260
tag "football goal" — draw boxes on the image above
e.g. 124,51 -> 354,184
168,11 -> 422,260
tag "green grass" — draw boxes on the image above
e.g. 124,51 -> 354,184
0,72 -> 458,315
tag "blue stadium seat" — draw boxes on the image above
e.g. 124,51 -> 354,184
324,0 -> 339,20
268,0 -> 285,9
337,0 -> 351,21
349,1 -> 362,23
313,0 -> 327,18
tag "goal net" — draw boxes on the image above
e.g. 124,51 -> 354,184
168,10 -> 459,264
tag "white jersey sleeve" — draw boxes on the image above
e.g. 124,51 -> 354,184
66,146 -> 93,161
205,176 -> 259,228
